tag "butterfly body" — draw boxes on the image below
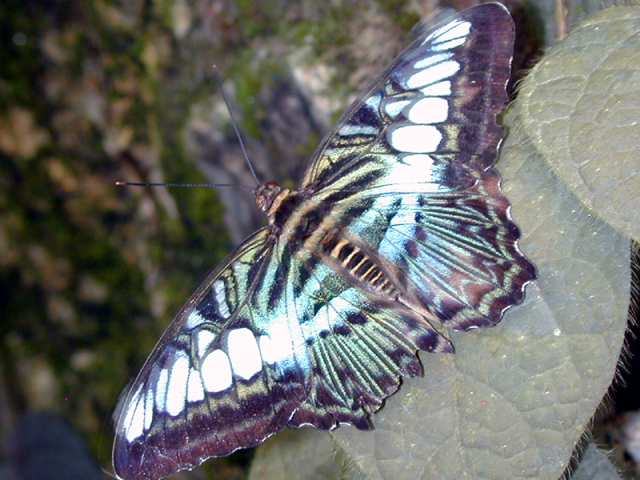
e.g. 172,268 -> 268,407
113,4 -> 536,480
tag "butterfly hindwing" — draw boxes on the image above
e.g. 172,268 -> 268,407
268,243 -> 452,430
114,4 -> 536,480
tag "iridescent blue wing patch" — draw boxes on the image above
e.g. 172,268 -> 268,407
113,4 -> 535,480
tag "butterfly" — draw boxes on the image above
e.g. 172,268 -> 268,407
112,3 -> 536,479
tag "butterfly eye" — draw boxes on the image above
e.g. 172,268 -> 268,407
254,195 -> 267,211
254,181 -> 282,212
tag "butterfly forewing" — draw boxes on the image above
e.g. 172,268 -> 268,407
113,230 -> 311,480
301,5 -> 513,187
114,4 -> 536,480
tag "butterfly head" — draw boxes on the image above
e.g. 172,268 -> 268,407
254,181 -> 291,217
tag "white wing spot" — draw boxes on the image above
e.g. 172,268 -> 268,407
165,352 -> 189,416
196,329 -> 216,359
213,280 -> 230,317
369,154 -> 439,208
123,385 -> 145,441
227,328 -> 262,380
144,388 -> 154,431
187,368 -> 205,402
155,368 -> 169,412
413,52 -> 452,69
421,81 -> 451,97
408,97 -> 449,124
364,92 -> 383,111
384,100 -> 411,118
389,125 -> 442,153
433,37 -> 468,52
202,349 -> 232,392
259,315 -> 294,365
185,310 -> 204,330
406,60 -> 460,89
432,20 -> 471,48
402,154 -> 437,175
328,295 -> 357,321
338,124 -> 378,137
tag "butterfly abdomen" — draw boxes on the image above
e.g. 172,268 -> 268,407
320,229 -> 397,296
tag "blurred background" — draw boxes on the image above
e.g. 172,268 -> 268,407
0,0 -> 637,479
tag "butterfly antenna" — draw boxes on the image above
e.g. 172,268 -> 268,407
115,181 -> 253,189
213,65 -> 260,186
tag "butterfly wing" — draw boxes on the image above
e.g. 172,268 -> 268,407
113,228 -> 450,480
300,3 -> 535,331
112,229 -> 312,480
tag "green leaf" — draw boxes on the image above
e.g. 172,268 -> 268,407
331,100 -> 629,479
249,428 -> 366,480
518,6 -> 640,241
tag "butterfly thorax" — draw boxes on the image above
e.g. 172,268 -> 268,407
256,184 -> 407,307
